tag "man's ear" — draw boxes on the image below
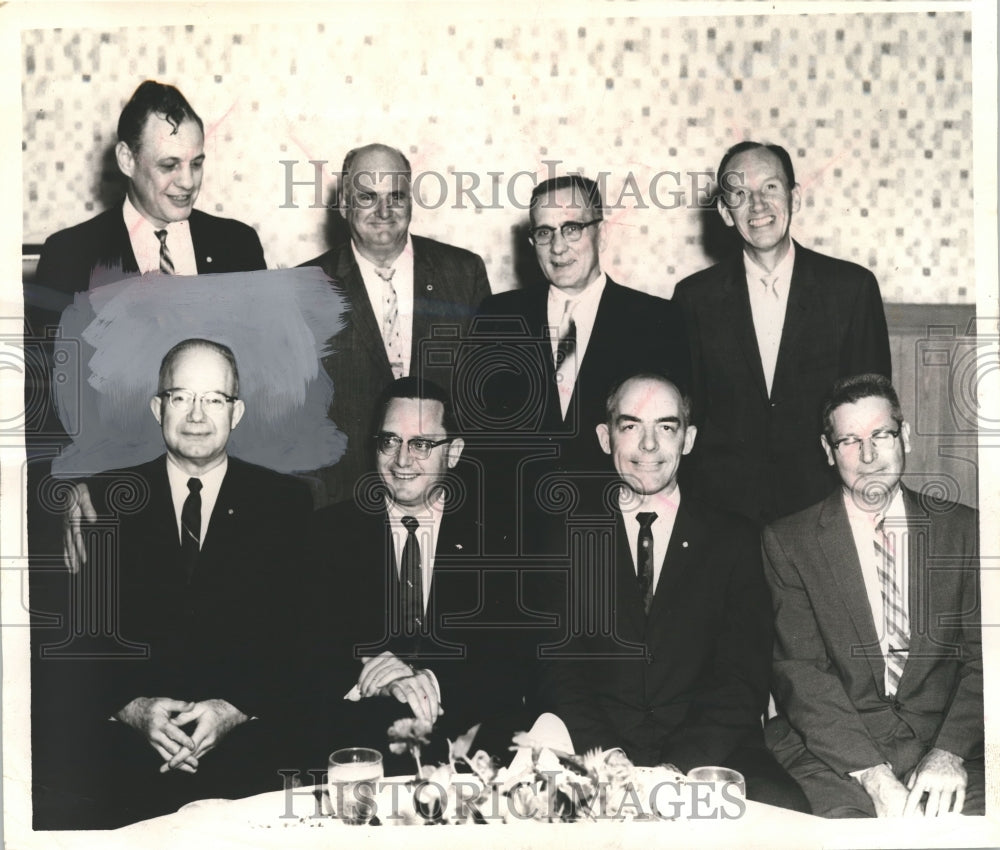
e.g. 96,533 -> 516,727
596,218 -> 609,253
596,423 -> 611,455
790,183 -> 802,215
115,141 -> 136,179
230,399 -> 246,430
445,436 -> 465,468
900,420 -> 911,454
717,195 -> 735,228
150,395 -> 163,425
820,434 -> 835,467
681,424 -> 697,456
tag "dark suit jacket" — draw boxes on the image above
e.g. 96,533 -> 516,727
761,487 -> 982,778
538,484 -> 772,770
299,235 -> 490,505
672,243 -> 891,525
32,455 -> 313,824
310,482 -> 528,760
32,203 -> 267,301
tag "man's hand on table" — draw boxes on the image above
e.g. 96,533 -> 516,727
855,763 -> 910,817
904,748 -> 967,816
115,696 -> 200,773
356,652 -> 443,724
62,481 -> 96,574
164,699 -> 250,772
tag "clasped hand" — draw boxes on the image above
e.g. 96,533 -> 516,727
116,696 -> 248,774
357,651 -> 443,724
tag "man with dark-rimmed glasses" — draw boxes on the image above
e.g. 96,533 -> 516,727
470,175 -> 690,553
310,376 -> 529,769
32,338 -> 312,828
761,373 -> 983,818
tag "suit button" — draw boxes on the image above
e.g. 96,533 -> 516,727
646,652 -> 655,665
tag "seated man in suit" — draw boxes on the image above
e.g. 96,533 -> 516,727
538,372 -> 808,812
470,175 -> 689,551
762,373 -> 983,817
673,141 -> 891,526
310,377 -> 527,767
299,144 -> 491,505
32,339 -> 312,829
33,79 -> 266,300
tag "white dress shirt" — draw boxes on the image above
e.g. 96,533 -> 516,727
744,242 -> 795,396
123,196 -> 198,276
547,272 -> 606,416
843,486 -> 909,697
165,455 -> 228,547
386,491 -> 445,615
354,236 -> 416,377
619,484 -> 682,596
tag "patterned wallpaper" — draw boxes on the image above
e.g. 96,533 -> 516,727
21,9 -> 974,303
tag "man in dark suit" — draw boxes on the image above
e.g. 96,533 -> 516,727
299,144 -> 490,506
311,377 -> 527,766
673,141 -> 891,526
762,374 -> 982,817
538,373 -> 808,811
33,80 -> 266,302
32,339 -> 312,829
470,175 -> 689,551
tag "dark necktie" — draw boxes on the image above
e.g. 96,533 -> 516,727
154,229 -> 175,275
400,516 -> 423,634
180,477 -> 202,580
635,511 -> 658,615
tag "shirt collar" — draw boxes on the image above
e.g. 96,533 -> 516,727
743,240 -> 795,287
547,271 -> 607,311
617,483 -> 682,521
842,483 -> 905,527
122,194 -> 191,237
351,233 -> 413,277
165,452 -> 228,490
385,487 -> 446,523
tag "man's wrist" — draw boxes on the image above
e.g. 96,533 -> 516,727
850,762 -> 893,787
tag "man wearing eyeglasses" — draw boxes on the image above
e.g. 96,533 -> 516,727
761,373 -> 982,818
672,142 -> 891,527
471,175 -> 689,549
309,376 -> 527,766
33,338 -> 312,828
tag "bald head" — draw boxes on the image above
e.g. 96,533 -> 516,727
341,143 -> 413,265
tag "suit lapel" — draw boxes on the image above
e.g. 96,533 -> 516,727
612,513 -> 648,637
335,245 -> 393,374
110,203 -> 141,276
410,237 -> 438,364
771,242 -> 820,398
646,500 -> 698,628
816,492 -> 885,691
718,258 -> 769,403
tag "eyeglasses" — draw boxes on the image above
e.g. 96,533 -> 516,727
830,428 -> 900,456
529,219 -> 602,246
374,433 -> 454,460
158,388 -> 238,412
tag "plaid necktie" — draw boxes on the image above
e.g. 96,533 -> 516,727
875,516 -> 908,693
375,266 -> 404,379
400,516 -> 424,634
180,477 -> 202,580
635,511 -> 658,615
155,229 -> 175,275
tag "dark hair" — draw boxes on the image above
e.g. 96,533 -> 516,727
716,141 -> 796,202
341,143 -> 412,201
118,81 -> 203,153
158,338 -> 239,396
530,175 -> 604,221
604,372 -> 692,427
374,376 -> 457,436
821,373 -> 902,440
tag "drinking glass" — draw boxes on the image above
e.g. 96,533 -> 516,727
328,747 -> 384,824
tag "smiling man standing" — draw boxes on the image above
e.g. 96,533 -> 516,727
34,80 -> 266,296
673,142 -> 891,527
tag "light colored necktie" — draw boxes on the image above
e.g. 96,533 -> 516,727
762,275 -> 779,300
375,266 -> 404,379
155,229 -> 175,275
875,516 -> 908,693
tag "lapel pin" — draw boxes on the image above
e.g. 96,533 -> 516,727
206,256 -> 213,263
426,284 -> 434,291
228,508 -> 234,515
682,541 -> 688,548
455,543 -> 463,550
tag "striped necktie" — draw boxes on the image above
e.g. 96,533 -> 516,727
375,266 -> 404,379
875,516 -> 908,693
155,229 -> 175,275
